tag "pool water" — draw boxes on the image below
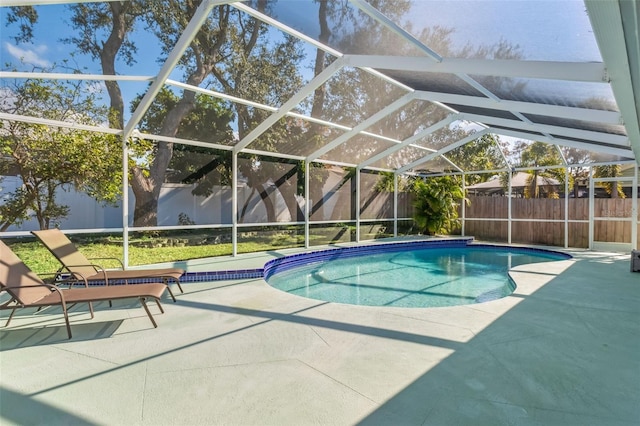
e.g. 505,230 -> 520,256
265,246 -> 567,308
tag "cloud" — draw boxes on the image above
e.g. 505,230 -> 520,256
4,42 -> 51,68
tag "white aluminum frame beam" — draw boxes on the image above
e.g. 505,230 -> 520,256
234,0 -> 413,95
232,57 -> 345,153
1,0 -> 119,5
167,79 -> 353,133
461,113 -> 630,147
358,114 -> 456,169
167,79 -> 278,113
0,71 -> 155,82
344,55 -> 608,83
397,129 -> 489,173
232,1 -> 342,59
586,0 -> 640,161
307,92 -> 415,161
346,1 -> 576,121
123,0 -> 220,139
0,112 -> 122,135
349,0 -> 442,61
133,131 -> 234,152
493,128 -> 634,159
413,91 -> 622,124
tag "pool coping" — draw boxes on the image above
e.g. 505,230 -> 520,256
90,237 -> 573,286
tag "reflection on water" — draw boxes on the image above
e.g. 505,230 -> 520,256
267,246 -> 566,308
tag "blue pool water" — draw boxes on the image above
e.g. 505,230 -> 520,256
265,244 -> 569,308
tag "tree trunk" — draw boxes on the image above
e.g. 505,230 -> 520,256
306,0 -> 331,220
131,65 -> 209,226
130,166 -> 158,227
101,2 -> 127,129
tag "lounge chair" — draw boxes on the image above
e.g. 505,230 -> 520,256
0,240 -> 167,339
31,229 -> 184,302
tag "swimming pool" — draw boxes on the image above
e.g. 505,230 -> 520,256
264,240 -> 571,308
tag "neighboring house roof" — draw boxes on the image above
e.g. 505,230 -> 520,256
467,172 -> 559,190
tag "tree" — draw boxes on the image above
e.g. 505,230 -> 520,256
131,86 -> 235,197
505,141 -> 565,198
9,2 -> 307,226
412,176 -> 465,235
0,77 -> 122,230
132,2 -> 305,225
561,147 -> 590,198
594,164 -> 625,198
6,3 -> 144,131
447,134 -> 504,185
314,1 -> 524,172
373,171 -> 412,193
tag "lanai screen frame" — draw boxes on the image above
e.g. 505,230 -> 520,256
0,0 -> 638,262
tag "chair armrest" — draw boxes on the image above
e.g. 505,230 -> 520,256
88,256 -> 125,270
2,282 -> 69,307
56,264 -> 108,285
51,274 -> 90,288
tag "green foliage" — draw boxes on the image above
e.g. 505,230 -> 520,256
5,6 -> 38,44
447,134 -> 504,185
374,172 -> 396,192
412,176 -> 465,235
131,87 -> 235,195
514,141 -> 566,198
0,77 -> 122,231
594,164 -> 625,198
373,172 -> 412,192
131,3 -> 306,225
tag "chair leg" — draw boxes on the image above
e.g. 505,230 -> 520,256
88,301 -> 94,319
162,278 -> 179,301
175,279 -> 184,294
165,285 -> 177,303
62,305 -> 72,339
5,307 -> 17,327
140,298 -> 158,328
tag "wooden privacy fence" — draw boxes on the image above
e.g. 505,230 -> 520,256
463,196 -> 638,248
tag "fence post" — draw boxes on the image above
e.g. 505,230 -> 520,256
508,172 -> 512,244
122,136 -> 129,269
356,168 -> 361,243
232,152 -> 238,256
633,165 -> 638,250
461,174 -> 466,237
393,173 -> 398,237
305,160 -> 310,249
565,168 -> 569,249
588,167 -> 594,250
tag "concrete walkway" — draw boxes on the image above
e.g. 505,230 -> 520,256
0,245 -> 638,425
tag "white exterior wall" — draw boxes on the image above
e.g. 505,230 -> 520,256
0,176 -> 307,231
0,176 -> 123,231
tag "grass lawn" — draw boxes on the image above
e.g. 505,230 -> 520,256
3,225 -> 398,275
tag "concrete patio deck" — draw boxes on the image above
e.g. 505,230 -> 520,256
0,242 -> 638,425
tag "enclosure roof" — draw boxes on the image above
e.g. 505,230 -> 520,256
1,0 -> 639,175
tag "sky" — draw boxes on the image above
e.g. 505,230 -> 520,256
409,0 -> 600,62
1,1 -> 601,72
0,0 -> 611,154
0,4 -> 162,74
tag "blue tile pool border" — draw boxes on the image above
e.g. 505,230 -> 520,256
263,238 -> 476,280
80,238 -> 571,286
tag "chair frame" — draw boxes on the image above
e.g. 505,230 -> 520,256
1,241 -> 167,339
31,229 -> 184,302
